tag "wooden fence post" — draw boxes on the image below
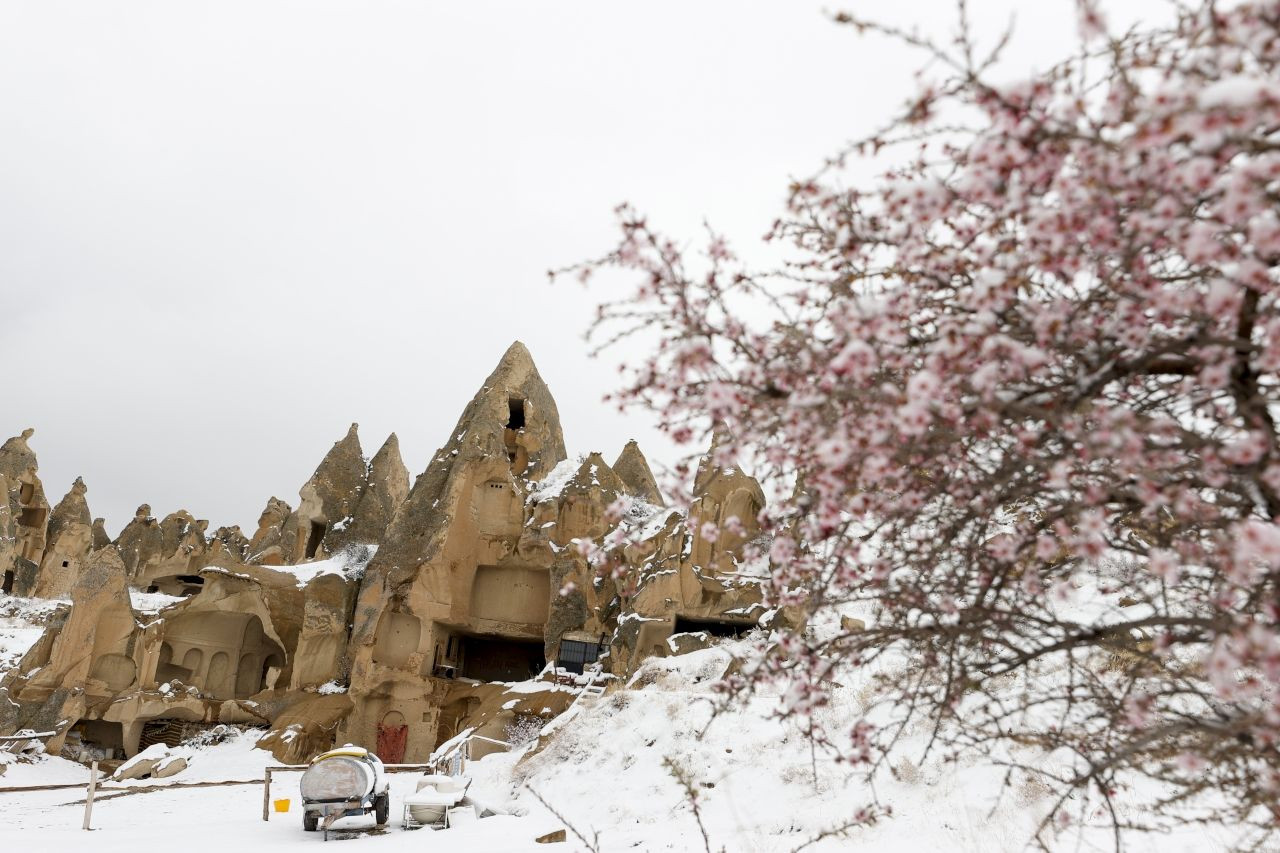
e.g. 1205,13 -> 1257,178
262,767 -> 273,821
82,760 -> 98,830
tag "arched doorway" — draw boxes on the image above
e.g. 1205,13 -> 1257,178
261,653 -> 283,691
235,653 -> 259,698
206,652 -> 231,698
376,710 -> 408,764
181,648 -> 204,686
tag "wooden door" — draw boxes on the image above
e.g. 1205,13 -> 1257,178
376,723 -> 408,764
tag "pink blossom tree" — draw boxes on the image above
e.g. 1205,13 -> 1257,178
567,1 -> 1280,847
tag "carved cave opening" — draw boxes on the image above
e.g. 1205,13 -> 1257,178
66,720 -> 125,761
149,574 -> 203,597
17,506 -> 47,529
673,615 -> 755,638
506,397 -> 526,430
459,635 -> 545,682
305,520 -> 326,559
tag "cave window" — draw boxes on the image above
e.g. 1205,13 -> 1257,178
673,615 -> 753,638
17,507 -> 46,528
305,520 -> 326,559
556,640 -> 603,675
18,483 -> 34,503
61,560 -> 70,568
2,570 -> 13,594
506,397 -> 526,430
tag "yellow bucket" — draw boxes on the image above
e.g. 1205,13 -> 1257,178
273,798 -> 291,813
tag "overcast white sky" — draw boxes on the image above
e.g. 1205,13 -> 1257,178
0,1 -> 1169,535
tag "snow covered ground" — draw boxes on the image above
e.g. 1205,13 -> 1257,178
0,602 -> 1241,852
0,595 -> 64,673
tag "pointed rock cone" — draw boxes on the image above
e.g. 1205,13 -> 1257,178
351,341 -> 567,648
30,477 -> 94,599
0,428 -> 39,483
286,423 -> 368,561
612,439 -> 664,506
345,432 -> 410,547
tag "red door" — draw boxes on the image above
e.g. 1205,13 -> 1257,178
376,724 -> 408,764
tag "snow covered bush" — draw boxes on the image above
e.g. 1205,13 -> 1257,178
504,713 -> 548,748
568,1 -> 1280,846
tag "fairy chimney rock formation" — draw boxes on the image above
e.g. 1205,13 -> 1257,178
360,340 -> 567,588
247,497 -> 293,565
344,432 -> 410,547
612,439 -> 664,506
3,543 -> 138,753
687,437 -> 766,576
1,428 -> 50,594
1,341 -> 793,768
0,428 -> 39,482
114,504 -> 162,578
341,342 -> 569,760
30,477 -> 94,599
283,423 -> 369,562
528,453 -> 629,658
91,517 -> 111,552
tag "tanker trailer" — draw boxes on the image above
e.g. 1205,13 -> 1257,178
299,746 -> 390,833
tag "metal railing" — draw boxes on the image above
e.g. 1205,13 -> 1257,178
428,733 -> 514,775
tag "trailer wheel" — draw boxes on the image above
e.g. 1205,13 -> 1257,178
303,811 -> 319,832
374,793 -> 389,826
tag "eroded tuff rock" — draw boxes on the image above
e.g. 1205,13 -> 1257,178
613,439 -> 664,506
247,497 -> 292,565
2,342 -> 792,768
0,429 -> 50,596
340,341 -> 570,760
283,423 -> 368,563
344,433 -> 410,548
30,477 -> 94,600
1,544 -> 137,753
211,525 -> 250,562
115,504 -> 162,578
91,518 -> 111,552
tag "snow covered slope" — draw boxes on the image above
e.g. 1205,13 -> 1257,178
0,596 -> 63,677
467,641 -> 1236,852
0,624 -> 1238,851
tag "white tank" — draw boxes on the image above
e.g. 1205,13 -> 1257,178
300,755 -> 376,802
